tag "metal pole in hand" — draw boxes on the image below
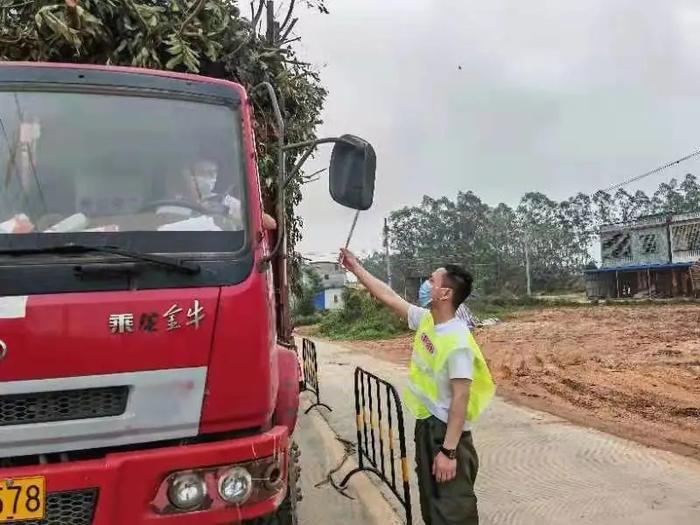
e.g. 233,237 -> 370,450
344,210 -> 360,250
383,218 -> 393,289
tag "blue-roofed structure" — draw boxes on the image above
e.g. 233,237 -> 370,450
585,212 -> 700,299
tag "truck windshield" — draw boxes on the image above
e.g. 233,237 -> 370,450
0,90 -> 247,249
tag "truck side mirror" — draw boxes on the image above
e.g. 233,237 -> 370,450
329,134 -> 376,210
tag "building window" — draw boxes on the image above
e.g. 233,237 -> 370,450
640,234 -> 658,254
324,274 -> 329,280
672,224 -> 700,251
691,228 -> 700,250
603,233 -> 631,259
334,295 -> 339,303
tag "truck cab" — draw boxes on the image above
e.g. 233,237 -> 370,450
0,63 -> 375,524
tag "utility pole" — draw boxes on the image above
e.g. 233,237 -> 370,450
383,218 -> 393,289
524,234 -> 532,297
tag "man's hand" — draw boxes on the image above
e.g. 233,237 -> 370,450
432,451 -> 457,483
337,247 -> 410,319
262,212 -> 277,230
339,248 -> 361,274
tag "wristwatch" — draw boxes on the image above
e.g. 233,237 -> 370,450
439,446 -> 457,460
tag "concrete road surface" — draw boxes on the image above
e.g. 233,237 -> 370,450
300,337 -> 700,525
295,399 -> 401,524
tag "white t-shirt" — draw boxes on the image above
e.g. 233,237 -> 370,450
408,305 -> 474,431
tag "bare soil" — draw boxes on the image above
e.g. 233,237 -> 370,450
338,305 -> 700,459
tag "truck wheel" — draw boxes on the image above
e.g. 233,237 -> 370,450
251,442 -> 300,525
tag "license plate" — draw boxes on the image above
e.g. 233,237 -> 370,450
0,477 -> 45,522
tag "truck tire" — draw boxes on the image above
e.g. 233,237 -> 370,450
251,442 -> 300,525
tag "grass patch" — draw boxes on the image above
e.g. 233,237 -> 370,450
316,288 -> 409,340
311,290 -> 691,341
293,312 -> 323,327
468,294 -> 699,320
469,295 -> 590,320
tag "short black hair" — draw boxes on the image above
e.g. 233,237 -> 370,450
443,264 -> 473,310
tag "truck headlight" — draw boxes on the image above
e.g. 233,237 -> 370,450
153,457 -> 285,515
218,467 -> 253,504
168,473 -> 207,510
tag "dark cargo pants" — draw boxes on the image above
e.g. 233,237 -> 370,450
414,416 -> 479,525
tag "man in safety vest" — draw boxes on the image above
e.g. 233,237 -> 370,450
339,249 -> 494,525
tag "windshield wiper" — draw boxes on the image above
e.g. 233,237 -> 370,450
0,244 -> 201,275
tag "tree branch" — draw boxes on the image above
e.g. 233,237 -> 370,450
179,0 -> 207,35
265,0 -> 275,45
0,35 -> 23,44
282,36 -> 301,45
279,17 -> 297,42
251,0 -> 265,29
280,0 -> 295,32
2,0 -> 36,9
122,0 -> 150,32
65,0 -> 80,30
301,167 -> 326,184
281,57 -> 311,67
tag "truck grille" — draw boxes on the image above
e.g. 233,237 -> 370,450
0,387 -> 128,426
6,489 -> 98,525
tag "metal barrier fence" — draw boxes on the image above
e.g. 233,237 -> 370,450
340,367 -> 412,524
301,338 -> 332,414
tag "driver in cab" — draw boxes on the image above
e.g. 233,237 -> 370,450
156,160 -> 277,233
156,160 -> 244,231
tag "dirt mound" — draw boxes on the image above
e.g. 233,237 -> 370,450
341,305 -> 700,459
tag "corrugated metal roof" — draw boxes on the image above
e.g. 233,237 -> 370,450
599,211 -> 700,233
585,262 -> 692,273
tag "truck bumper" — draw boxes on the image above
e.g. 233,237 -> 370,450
0,426 -> 289,524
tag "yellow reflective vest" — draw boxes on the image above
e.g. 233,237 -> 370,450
404,312 -> 495,422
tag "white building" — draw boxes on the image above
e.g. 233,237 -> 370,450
306,261 -> 347,311
308,261 -> 346,288
314,287 -> 344,311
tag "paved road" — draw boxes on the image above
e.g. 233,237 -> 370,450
295,398 -> 400,524
302,337 -> 700,525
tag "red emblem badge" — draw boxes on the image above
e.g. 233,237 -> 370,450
421,333 -> 435,354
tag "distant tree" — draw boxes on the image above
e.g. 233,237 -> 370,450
612,188 -> 636,223
631,190 -> 653,217
517,192 -> 587,290
360,251 -> 388,283
652,178 -> 684,213
293,266 -> 322,317
381,175 -> 700,298
592,190 -> 616,226
680,174 -> 700,212
563,192 -> 595,253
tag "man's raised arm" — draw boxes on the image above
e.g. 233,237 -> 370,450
339,248 -> 411,319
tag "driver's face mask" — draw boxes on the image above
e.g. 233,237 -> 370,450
195,175 -> 216,199
193,163 -> 218,199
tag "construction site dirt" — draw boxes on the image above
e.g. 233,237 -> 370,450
336,304 -> 700,460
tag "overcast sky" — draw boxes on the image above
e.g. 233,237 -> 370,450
293,0 -> 700,260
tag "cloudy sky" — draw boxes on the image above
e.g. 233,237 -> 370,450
293,0 -> 700,260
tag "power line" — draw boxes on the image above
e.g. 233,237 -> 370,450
308,149 -> 700,259
598,147 -> 700,194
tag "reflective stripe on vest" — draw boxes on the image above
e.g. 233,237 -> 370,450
403,312 -> 495,422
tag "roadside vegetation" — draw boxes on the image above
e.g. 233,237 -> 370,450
295,262 -> 697,340
0,0 -> 329,293
468,294 -> 585,320
292,266 -> 324,327
465,294 -> 688,320
315,288 -> 408,340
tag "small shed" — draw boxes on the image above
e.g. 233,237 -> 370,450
585,263 -> 694,299
313,287 -> 344,311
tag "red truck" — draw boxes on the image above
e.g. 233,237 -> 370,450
0,62 -> 375,524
